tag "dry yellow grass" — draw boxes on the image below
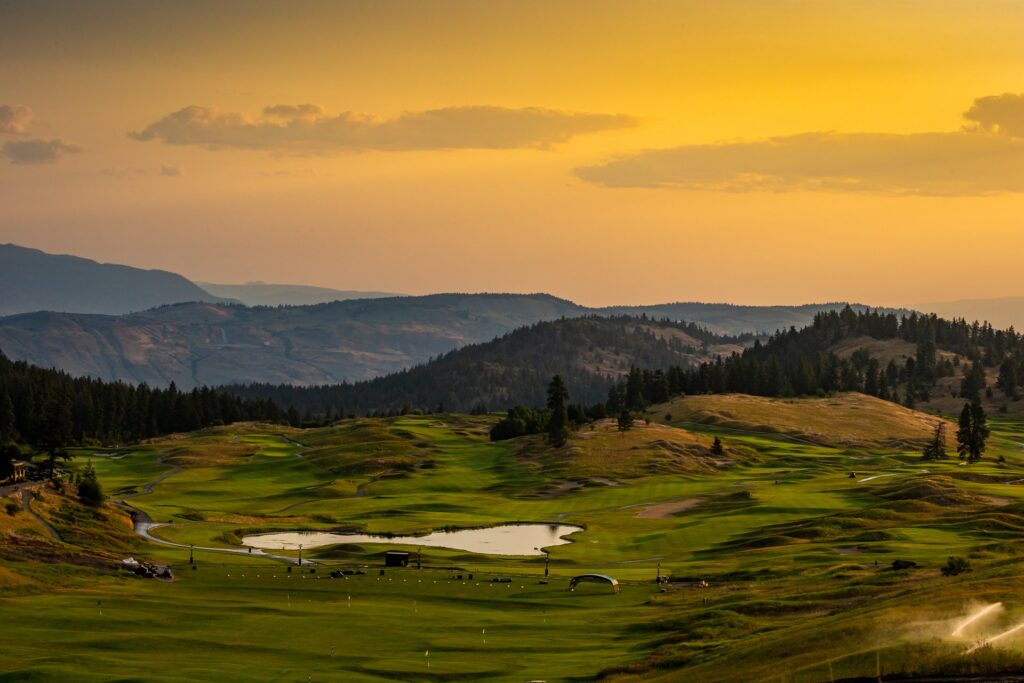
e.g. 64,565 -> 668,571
517,419 -> 735,483
657,392 -> 953,448
0,564 -> 37,590
163,442 -> 259,467
830,335 -> 958,365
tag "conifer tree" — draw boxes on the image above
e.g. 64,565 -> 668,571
878,373 -> 891,401
970,402 -> 990,463
546,375 -> 570,448
957,403 -> 972,461
998,357 -> 1019,399
903,387 -> 916,409
957,402 -> 990,463
922,422 -> 947,460
0,390 -> 14,444
77,460 -> 104,507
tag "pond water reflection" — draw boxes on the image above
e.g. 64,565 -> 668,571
242,523 -> 582,556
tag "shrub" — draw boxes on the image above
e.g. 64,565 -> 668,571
5,501 -> 20,516
941,555 -> 971,576
77,477 -> 104,507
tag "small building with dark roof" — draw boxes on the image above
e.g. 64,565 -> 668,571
384,551 -> 410,567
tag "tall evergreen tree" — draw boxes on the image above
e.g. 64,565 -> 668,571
957,403 -> 973,461
0,390 -> 14,444
957,402 -> 990,463
903,387 -> 916,410
970,402 -> 990,463
546,375 -> 570,448
922,422 -> 947,460
998,357 -> 1019,399
77,460 -> 104,507
878,373 -> 891,401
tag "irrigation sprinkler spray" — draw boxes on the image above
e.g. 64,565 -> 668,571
966,620 -> 1024,654
952,602 -> 1003,637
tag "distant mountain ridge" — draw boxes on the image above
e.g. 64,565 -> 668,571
0,243 -> 233,316
598,301 -> 913,335
913,296 -> 1024,331
198,281 -> 401,307
0,294 -> 583,388
0,291 -> 911,390
227,315 -> 753,414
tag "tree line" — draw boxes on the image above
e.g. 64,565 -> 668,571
0,350 -> 286,454
601,307 -> 1023,409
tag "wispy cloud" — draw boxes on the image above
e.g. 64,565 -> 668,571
2,138 -> 82,164
130,104 -> 635,152
102,165 -> 184,179
577,93 -> 1024,195
0,104 -> 33,134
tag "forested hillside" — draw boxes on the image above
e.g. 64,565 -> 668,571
226,316 -> 753,416
0,350 -> 283,451
603,306 -> 1024,414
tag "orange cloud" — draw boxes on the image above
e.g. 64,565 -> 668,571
963,93 -> 1024,137
577,94 -> 1024,196
0,104 -> 33,134
2,138 -> 82,164
130,104 -> 635,152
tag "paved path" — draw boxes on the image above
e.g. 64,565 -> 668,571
120,502 -> 310,565
20,487 -> 62,541
117,438 -> 314,565
277,434 -> 309,457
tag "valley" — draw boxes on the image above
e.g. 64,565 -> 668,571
6,402 -> 1024,681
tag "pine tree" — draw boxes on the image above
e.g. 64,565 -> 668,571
957,402 -> 990,463
903,387 -> 916,410
969,402 -> 990,463
957,403 -> 972,461
0,390 -> 15,444
710,436 -> 725,456
922,422 -> 947,460
617,409 -> 632,433
864,360 -> 879,397
606,385 -> 623,414
41,395 -> 74,480
878,373 -> 891,401
625,367 -> 646,411
546,375 -> 570,448
77,460 -> 104,507
998,357 -> 1019,399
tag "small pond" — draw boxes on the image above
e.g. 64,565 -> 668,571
241,523 -> 582,556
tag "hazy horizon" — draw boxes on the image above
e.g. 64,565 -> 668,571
5,1 -> 1024,307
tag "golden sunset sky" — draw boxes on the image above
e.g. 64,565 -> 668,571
2,0 -> 1024,306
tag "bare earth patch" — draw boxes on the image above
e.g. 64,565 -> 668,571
636,498 -> 703,519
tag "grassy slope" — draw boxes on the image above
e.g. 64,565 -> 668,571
656,392 -> 954,448
4,402 -> 1024,680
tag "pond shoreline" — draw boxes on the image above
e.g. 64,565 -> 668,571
242,522 -> 583,556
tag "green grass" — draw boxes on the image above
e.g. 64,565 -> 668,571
6,411 -> 1024,680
